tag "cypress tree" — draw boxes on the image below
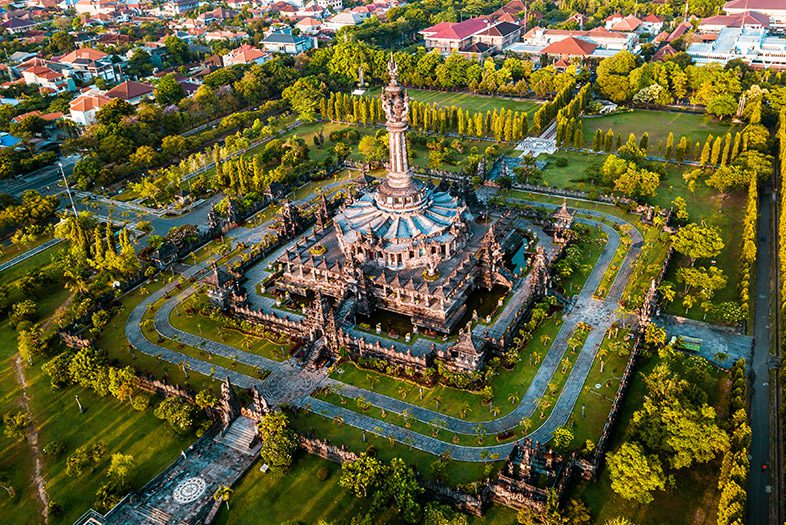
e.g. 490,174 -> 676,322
573,127 -> 583,149
639,132 -> 649,151
615,134 -> 622,150
604,129 -> 614,151
721,132 -> 732,166
711,136 -> 723,165
593,129 -> 603,151
731,132 -> 741,160
665,132 -> 674,160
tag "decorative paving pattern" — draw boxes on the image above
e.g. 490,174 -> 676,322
172,477 -> 207,504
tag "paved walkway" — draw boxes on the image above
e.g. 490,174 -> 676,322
658,315 -> 752,369
124,193 -> 646,460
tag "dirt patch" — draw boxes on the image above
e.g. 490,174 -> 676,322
13,356 -> 49,524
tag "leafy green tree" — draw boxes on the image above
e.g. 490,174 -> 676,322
340,452 -> 386,497
282,76 -> 326,123
107,453 -> 135,487
607,442 -> 666,504
671,223 -> 724,266
153,397 -> 197,434
257,412 -> 298,469
155,74 -> 186,106
384,458 -> 423,523
552,426 -> 573,450
3,411 -> 31,440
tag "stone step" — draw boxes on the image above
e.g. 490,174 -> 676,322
215,416 -> 261,455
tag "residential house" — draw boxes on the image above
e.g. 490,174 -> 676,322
0,132 -> 22,148
197,6 -> 236,25
164,0 -> 197,15
324,11 -> 364,30
510,26 -> 638,58
471,21 -> 522,50
2,17 -> 37,34
296,16 -> 323,34
221,44 -> 272,66
640,14 -> 665,34
20,60 -> 75,93
316,0 -> 341,9
724,0 -> 786,26
56,47 -> 119,83
261,29 -> 316,54
540,35 -> 598,59
69,89 -> 111,125
74,0 -> 117,15
105,80 -> 154,104
297,2 -> 325,18
419,17 -> 493,53
605,13 -> 641,32
204,30 -> 248,42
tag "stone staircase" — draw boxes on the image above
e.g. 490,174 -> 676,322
302,338 -> 325,370
137,504 -> 173,525
214,416 -> 260,455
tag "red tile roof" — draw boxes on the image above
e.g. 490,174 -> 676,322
541,36 -> 597,56
58,46 -> 108,63
105,80 -> 153,100
725,0 -> 786,10
421,17 -> 491,41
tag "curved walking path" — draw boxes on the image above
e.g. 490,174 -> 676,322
125,196 -> 646,461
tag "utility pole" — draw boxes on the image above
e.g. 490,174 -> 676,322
58,161 -> 79,218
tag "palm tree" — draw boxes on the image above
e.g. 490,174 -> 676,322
539,398 -> 552,419
397,387 -> 407,400
460,402 -> 471,418
519,417 -> 532,435
332,415 -> 344,427
213,485 -> 233,510
491,405 -> 500,417
507,393 -> 520,405
597,347 -> 609,373
532,351 -> 542,365
434,395 -> 443,409
539,334 -> 552,347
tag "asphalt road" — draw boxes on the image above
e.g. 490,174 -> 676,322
748,177 -> 775,525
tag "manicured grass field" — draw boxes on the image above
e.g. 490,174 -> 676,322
364,87 -> 542,115
169,289 -> 293,363
290,410 -> 503,487
536,151 -> 601,190
569,329 -> 631,448
29,364 -> 194,525
96,279 -> 222,394
581,110 -> 737,151
333,312 -> 563,422
213,450 -> 519,525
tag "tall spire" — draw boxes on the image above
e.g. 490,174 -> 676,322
376,54 -> 423,210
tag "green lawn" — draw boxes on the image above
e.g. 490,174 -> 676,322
569,329 -> 631,448
290,410 -> 502,487
29,364 -> 195,525
364,87 -> 542,115
581,110 -> 737,152
0,270 -> 197,525
537,151 -> 601,190
213,449 -> 518,525
333,312 -> 564,422
169,289 -> 293,363
96,279 -> 222,394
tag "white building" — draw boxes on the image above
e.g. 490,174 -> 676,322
687,26 -> 786,68
69,89 -> 112,126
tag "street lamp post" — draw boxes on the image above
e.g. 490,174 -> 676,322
58,162 -> 79,218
